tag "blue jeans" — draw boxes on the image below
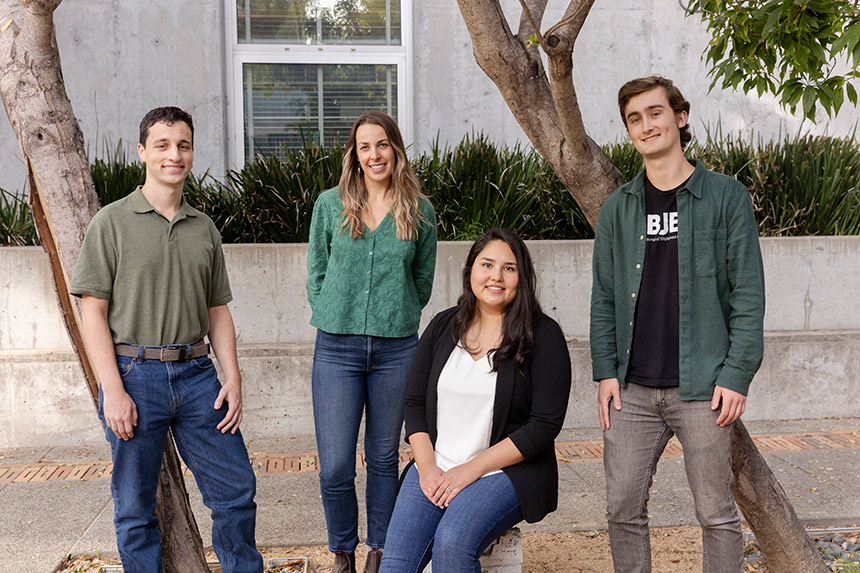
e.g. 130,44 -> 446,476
99,351 -> 262,573
311,330 -> 418,553
379,464 -> 523,573
603,383 -> 742,573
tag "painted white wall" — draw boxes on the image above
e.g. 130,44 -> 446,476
2,0 -> 858,194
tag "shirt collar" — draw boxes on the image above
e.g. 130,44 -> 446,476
129,186 -> 197,217
624,158 -> 705,199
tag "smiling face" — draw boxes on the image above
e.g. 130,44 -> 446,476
355,122 -> 395,191
137,120 -> 193,189
623,87 -> 688,162
470,239 -> 520,315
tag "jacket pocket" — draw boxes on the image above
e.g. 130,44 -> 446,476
693,229 -> 727,277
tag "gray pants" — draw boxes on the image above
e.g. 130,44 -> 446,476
603,383 -> 742,573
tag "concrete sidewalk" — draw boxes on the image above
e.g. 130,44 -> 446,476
3,418 -> 860,572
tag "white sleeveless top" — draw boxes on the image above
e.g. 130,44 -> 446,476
434,343 -> 501,477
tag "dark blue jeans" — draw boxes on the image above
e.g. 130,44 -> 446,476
311,330 -> 418,553
99,352 -> 262,573
379,464 -> 523,572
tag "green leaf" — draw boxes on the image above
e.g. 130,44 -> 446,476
802,86 -> 818,121
848,82 -> 858,106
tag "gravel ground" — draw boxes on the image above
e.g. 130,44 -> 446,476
55,526 -> 860,573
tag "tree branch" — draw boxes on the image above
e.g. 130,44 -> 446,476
456,0 -> 621,227
516,0 -> 548,75
543,0 -> 596,163
517,0 -> 546,47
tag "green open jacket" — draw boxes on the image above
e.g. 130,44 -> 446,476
590,160 -> 765,400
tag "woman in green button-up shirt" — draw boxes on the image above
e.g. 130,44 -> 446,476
306,111 -> 437,573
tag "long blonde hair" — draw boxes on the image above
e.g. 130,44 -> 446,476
338,111 -> 425,240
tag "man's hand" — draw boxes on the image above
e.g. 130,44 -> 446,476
598,377 -> 622,431
215,380 -> 243,434
711,386 -> 746,426
102,387 -> 138,440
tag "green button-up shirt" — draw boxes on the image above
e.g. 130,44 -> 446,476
590,160 -> 765,400
306,188 -> 437,338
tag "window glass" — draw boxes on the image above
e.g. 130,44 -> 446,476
237,0 -> 401,45
243,63 -> 398,160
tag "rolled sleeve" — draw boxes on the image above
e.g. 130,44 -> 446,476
507,317 -> 571,460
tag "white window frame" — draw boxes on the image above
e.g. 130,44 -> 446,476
224,0 -> 413,168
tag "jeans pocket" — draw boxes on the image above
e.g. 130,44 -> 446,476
191,356 -> 215,370
116,356 -> 136,379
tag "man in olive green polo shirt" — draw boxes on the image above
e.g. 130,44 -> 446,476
71,107 -> 262,573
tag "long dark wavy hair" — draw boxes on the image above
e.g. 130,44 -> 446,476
452,228 -> 542,373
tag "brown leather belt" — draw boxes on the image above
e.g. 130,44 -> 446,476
114,340 -> 210,362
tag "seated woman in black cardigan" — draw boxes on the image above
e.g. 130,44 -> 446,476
378,227 -> 571,572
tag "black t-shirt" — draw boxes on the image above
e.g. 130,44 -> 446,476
625,174 -> 689,388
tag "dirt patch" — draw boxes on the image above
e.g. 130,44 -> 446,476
57,526 -> 707,573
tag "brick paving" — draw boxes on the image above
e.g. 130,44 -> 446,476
1,430 -> 857,484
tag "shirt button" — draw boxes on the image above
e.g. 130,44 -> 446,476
369,251 -> 373,255
626,349 -> 630,355
631,293 -> 636,298
365,290 -> 369,294
367,271 -> 371,274
636,264 -> 641,269
629,321 -> 633,326
640,235 -> 644,240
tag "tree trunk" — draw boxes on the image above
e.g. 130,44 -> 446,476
732,421 -> 828,573
456,0 -> 623,228
0,2 -> 208,570
457,2 -> 827,570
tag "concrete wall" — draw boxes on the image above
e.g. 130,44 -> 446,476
0,0 -> 228,193
4,0 -> 859,194
2,238 -> 859,447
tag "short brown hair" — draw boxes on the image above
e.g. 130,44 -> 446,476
618,76 -> 691,149
139,107 -> 194,147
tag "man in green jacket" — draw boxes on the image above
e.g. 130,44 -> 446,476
590,76 -> 765,572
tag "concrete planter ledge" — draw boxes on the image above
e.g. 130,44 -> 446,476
2,238 -> 859,447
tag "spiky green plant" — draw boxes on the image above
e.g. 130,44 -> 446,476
0,188 -> 37,246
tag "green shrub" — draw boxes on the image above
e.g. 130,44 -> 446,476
2,131 -> 859,246
693,131 -> 860,236
416,133 -> 591,240
0,187 -> 36,246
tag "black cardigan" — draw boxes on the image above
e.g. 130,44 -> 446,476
403,306 -> 572,523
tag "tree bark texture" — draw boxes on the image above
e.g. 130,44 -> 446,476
0,2 -> 208,570
732,421 -> 828,573
457,2 -> 827,570
457,0 -> 624,228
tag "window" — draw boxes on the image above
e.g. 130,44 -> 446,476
227,0 -> 411,164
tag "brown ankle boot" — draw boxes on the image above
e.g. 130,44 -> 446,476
331,551 -> 356,573
364,548 -> 383,573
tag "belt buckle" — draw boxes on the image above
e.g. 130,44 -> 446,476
159,347 -> 174,362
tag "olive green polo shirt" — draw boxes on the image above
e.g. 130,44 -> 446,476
70,187 -> 232,346
306,187 -> 437,337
